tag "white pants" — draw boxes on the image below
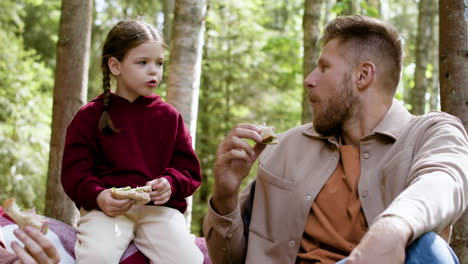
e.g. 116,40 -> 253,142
74,205 -> 203,264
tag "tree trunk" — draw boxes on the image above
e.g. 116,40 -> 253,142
44,0 -> 93,226
408,0 -> 436,115
366,0 -> 381,17
163,0 -> 175,45
302,0 -> 323,124
165,0 -> 207,228
337,0 -> 359,16
439,0 -> 468,261
429,7 -> 440,111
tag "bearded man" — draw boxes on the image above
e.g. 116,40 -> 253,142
203,15 -> 468,264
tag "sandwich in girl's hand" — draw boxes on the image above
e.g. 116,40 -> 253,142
259,124 -> 279,144
1,198 -> 48,234
111,186 -> 152,205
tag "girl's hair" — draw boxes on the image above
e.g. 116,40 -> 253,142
99,18 -> 166,135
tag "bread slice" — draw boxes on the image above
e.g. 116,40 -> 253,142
111,186 -> 151,205
259,124 -> 279,144
2,198 -> 48,234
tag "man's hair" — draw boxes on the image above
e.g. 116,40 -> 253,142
321,15 -> 404,92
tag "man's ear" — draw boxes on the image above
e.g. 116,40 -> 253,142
108,57 -> 120,76
356,61 -> 375,90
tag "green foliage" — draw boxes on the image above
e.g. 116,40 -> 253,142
22,0 -> 61,67
1,0 -> 432,236
192,0 -> 303,235
0,16 -> 53,213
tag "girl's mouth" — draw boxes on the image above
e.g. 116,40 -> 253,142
146,80 -> 158,87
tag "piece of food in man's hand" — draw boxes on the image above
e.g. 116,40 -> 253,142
259,124 -> 279,144
111,186 -> 152,205
2,198 -> 48,234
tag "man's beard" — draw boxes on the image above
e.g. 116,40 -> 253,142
313,74 -> 357,137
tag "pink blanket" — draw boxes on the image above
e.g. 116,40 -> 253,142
0,207 -> 210,264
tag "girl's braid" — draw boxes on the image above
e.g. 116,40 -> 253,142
98,65 -> 120,135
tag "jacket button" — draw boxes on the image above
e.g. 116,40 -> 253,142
305,195 -> 311,201
289,241 -> 295,247
363,152 -> 370,159
361,190 -> 368,198
226,233 -> 232,240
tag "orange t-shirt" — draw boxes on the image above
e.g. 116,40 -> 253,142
297,145 -> 368,264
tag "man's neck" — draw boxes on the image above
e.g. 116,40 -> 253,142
340,95 -> 392,146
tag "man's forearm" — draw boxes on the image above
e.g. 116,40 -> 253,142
370,215 -> 413,244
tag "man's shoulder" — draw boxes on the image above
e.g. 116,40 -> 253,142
410,111 -> 464,131
277,123 -> 315,139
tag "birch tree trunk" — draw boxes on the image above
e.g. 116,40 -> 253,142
44,0 -> 92,226
302,0 -> 323,124
440,0 -> 468,261
165,0 -> 207,228
408,0 -> 437,115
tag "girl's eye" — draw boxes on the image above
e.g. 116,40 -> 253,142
157,62 -> 164,66
138,61 -> 146,65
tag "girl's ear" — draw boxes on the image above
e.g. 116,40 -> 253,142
108,57 -> 121,76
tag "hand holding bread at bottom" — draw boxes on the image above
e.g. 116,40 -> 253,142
2,198 -> 48,234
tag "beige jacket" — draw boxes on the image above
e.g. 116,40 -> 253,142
203,100 -> 468,264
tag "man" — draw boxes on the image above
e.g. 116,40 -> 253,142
0,225 -> 61,264
203,15 -> 468,264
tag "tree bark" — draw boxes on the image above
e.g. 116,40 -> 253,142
45,0 -> 93,226
163,0 -> 175,45
440,0 -> 468,261
429,8 -> 440,111
165,0 -> 207,227
337,0 -> 359,15
302,0 -> 323,124
366,0 -> 382,17
408,0 -> 436,115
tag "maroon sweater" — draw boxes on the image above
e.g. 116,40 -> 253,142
61,93 -> 201,213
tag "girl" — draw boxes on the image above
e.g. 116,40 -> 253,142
61,18 -> 203,264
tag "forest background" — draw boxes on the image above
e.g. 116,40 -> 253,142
1,0 -> 467,260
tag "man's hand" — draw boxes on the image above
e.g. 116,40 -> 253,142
211,123 -> 266,215
146,178 -> 172,205
11,226 -> 60,264
96,189 -> 134,217
347,216 -> 413,264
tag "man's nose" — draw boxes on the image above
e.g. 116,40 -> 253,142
304,69 -> 318,88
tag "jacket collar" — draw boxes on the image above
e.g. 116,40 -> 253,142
371,99 -> 414,141
301,99 -> 414,143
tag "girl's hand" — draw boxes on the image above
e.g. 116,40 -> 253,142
146,178 -> 172,205
96,189 -> 134,217
11,226 -> 61,264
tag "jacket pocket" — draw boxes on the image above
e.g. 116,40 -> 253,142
250,165 -> 294,241
257,164 -> 293,190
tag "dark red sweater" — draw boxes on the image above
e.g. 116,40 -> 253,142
61,93 -> 201,213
